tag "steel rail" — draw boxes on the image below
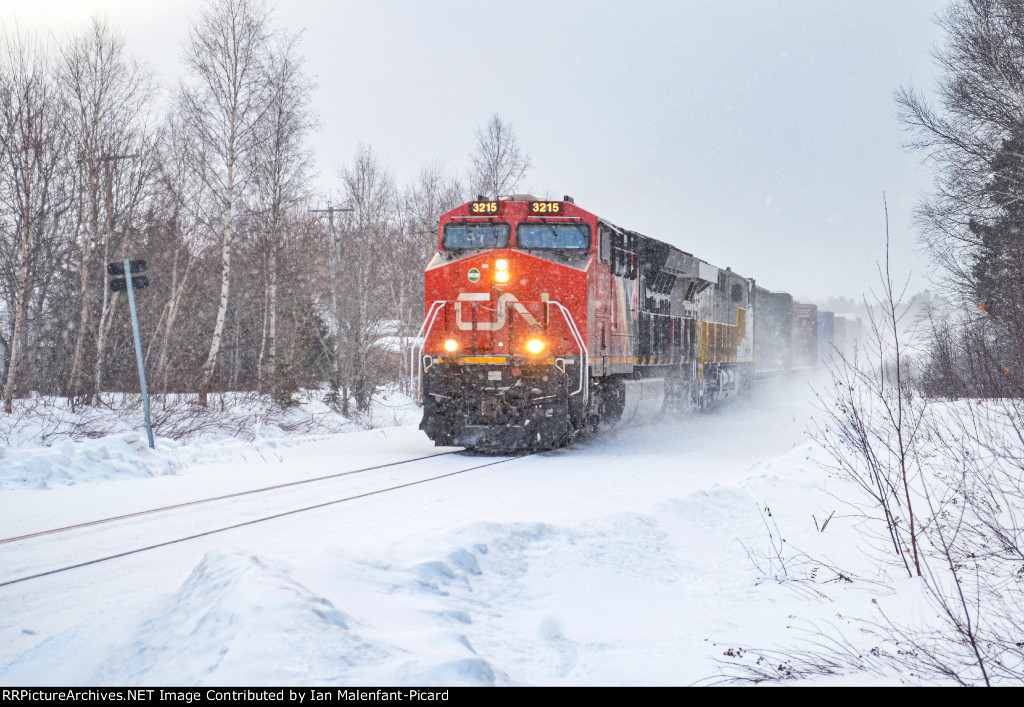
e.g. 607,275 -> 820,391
0,449 -> 461,547
0,455 -> 527,589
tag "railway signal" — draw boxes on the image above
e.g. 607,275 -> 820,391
109,276 -> 149,292
108,259 -> 155,450
108,259 -> 149,291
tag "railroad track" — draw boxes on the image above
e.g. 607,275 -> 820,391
0,450 -> 463,546
0,450 -> 532,589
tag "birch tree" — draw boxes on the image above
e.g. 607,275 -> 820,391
148,114 -> 218,393
0,29 -> 70,413
248,33 -> 315,397
178,0 -> 274,406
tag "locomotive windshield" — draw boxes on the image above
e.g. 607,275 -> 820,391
442,222 -> 510,250
517,223 -> 591,250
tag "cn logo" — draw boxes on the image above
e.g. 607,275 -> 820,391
455,292 -> 543,331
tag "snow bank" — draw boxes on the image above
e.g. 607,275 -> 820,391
0,388 -> 422,490
0,388 -> 421,449
93,549 -> 373,685
0,432 -> 311,490
0,433 -> 181,490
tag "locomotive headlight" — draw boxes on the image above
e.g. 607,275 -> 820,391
494,259 -> 510,283
494,270 -> 510,283
495,259 -> 509,271
443,338 -> 459,352
526,338 -> 545,355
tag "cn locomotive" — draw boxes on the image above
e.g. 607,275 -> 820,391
412,195 -> 849,452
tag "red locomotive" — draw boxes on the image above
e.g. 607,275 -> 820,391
412,195 -> 758,451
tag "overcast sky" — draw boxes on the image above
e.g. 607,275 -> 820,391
5,0 -> 948,301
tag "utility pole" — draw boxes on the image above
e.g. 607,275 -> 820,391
311,204 -> 353,407
101,154 -> 140,256
93,152 -> 141,406
310,204 -> 353,261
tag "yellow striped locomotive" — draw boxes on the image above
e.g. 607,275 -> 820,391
413,194 -> 798,452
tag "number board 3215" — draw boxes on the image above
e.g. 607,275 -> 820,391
529,201 -> 563,215
470,201 -> 500,215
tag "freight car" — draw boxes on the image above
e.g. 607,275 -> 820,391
412,195 -> 847,452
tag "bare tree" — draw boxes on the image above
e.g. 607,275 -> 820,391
331,146 -> 396,413
247,32 -> 315,399
406,161 -> 464,265
715,208 -> 1024,686
90,130 -> 156,404
0,27 -> 71,413
469,113 -> 531,199
178,0 -> 275,406
57,17 -> 156,406
814,203 -> 927,579
896,0 -> 1024,296
385,161 -> 464,386
148,113 -> 217,394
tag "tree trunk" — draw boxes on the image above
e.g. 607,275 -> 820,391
267,248 -> 277,391
199,162 -> 234,406
92,166 -> 120,406
257,249 -> 269,393
3,196 -> 31,414
157,254 -> 193,395
68,169 -> 99,405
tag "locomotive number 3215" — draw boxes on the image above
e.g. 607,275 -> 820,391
470,201 -> 499,214
529,201 -> 563,215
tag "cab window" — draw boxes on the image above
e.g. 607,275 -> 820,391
517,223 -> 591,250
442,222 -> 510,250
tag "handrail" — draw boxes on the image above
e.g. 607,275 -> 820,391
692,323 -> 709,407
410,300 -> 446,403
546,300 -> 589,404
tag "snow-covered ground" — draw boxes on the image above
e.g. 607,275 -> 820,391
0,376 -> 939,685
